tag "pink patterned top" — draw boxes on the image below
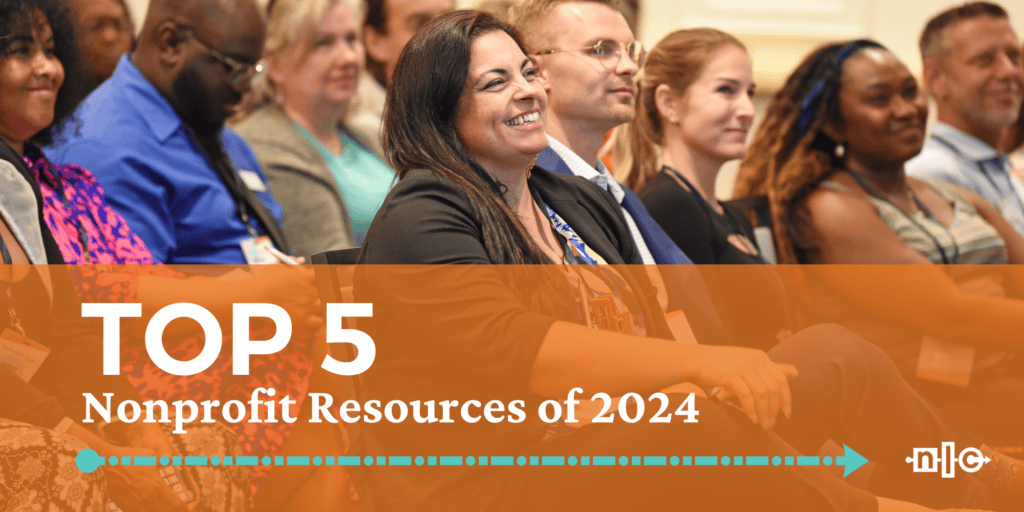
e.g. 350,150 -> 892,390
25,145 -> 321,493
27,146 -> 157,265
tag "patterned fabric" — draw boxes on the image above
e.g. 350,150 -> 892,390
819,178 -> 1009,264
541,205 -> 645,336
24,145 -> 157,265
810,177 -> 1013,377
0,418 -> 108,512
157,422 -> 252,512
540,205 -> 647,439
544,137 -> 659,264
25,149 -> 317,495
121,337 -> 314,495
544,206 -> 607,265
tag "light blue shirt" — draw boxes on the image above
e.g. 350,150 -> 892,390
44,56 -> 284,264
906,122 -> 1024,234
295,125 -> 395,246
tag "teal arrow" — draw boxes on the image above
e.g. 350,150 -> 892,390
76,450 -> 872,477
836,445 -> 869,478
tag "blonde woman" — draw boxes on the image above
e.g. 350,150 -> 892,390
234,0 -> 395,254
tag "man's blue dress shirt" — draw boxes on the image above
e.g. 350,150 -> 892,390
46,56 -> 284,264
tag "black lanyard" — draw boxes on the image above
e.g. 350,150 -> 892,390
0,235 -> 26,336
185,130 -> 292,254
22,146 -> 94,263
212,155 -> 260,239
188,132 -> 260,238
41,157 -> 93,263
843,170 -> 958,264
662,166 -> 768,263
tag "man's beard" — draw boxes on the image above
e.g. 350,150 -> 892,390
965,85 -> 1024,134
172,63 -> 231,149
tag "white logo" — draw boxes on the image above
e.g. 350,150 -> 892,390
906,442 -> 990,478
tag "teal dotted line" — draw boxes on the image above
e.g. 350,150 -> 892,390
76,450 -> 852,474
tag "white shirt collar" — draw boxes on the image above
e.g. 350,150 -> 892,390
545,135 -> 625,203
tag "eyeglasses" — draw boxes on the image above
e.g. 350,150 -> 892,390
534,39 -> 646,69
180,27 -> 261,87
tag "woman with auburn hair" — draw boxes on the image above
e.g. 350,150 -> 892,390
352,10 -> 1022,512
732,40 -> 1024,435
235,0 -> 395,255
626,27 -> 763,264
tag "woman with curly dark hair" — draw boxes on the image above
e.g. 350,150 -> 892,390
0,0 -> 89,151
734,39 -> 1024,266
733,40 -> 1024,440
0,3 -> 203,511
0,1 -> 275,511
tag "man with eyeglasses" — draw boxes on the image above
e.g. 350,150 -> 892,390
509,0 -> 744,346
510,0 -> 695,268
46,0 -> 296,265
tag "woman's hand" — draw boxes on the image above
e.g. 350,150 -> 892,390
102,423 -> 201,512
102,444 -> 190,512
688,345 -> 798,430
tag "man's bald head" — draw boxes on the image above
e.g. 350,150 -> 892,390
139,0 -> 264,47
133,0 -> 266,139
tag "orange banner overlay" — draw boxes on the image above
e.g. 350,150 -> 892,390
0,264 -> 1020,511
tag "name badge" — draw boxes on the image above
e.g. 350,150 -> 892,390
0,328 -> 50,381
238,169 -> 268,192
916,336 -> 975,388
240,236 -> 299,265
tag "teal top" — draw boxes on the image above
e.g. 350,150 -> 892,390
296,124 -> 396,245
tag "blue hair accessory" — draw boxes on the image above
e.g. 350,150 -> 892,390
795,39 -> 885,139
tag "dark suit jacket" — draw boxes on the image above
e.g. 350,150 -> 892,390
353,166 -> 677,510
359,166 -> 672,339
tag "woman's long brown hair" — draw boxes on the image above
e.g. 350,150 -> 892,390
381,10 -> 576,317
625,28 -> 745,193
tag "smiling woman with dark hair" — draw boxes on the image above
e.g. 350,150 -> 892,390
0,0 -> 88,150
734,40 -> 1024,447
0,2 -> 205,510
350,10 -> 1018,512
734,40 -> 1024,267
